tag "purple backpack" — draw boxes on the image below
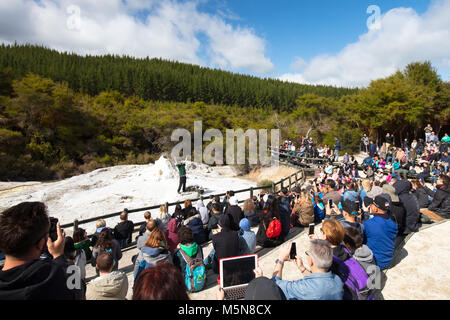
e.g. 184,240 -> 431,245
332,248 -> 375,300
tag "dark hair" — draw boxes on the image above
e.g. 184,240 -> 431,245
96,251 -> 114,272
146,219 -> 157,232
229,190 -> 235,197
326,179 -> 336,190
96,228 -> 114,250
214,195 -> 221,202
0,202 -> 50,257
343,226 -> 362,252
280,187 -> 288,195
133,261 -> 189,300
73,228 -> 86,243
120,211 -> 128,221
177,226 -> 194,244
64,236 -> 77,260
212,203 -> 222,213
441,175 -> 450,186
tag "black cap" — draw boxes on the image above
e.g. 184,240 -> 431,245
244,277 -> 286,300
341,200 -> 359,215
364,195 -> 390,211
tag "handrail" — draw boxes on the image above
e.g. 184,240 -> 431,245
61,165 -> 307,231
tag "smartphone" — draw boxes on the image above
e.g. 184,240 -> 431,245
308,223 -> 315,236
328,199 -> 333,207
290,242 -> 297,260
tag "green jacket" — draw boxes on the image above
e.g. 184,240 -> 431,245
75,239 -> 92,261
177,164 -> 186,176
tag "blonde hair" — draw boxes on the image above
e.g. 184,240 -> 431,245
158,205 -> 169,220
96,219 -> 106,229
361,179 -> 371,192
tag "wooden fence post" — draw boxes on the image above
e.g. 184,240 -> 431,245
73,219 -> 78,231
295,172 -> 298,187
271,182 -> 275,194
250,187 -> 253,199
288,175 -> 292,192
165,202 -> 169,214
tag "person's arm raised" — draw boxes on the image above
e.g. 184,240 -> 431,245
46,221 -> 65,260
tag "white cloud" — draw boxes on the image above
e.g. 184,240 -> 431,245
279,0 -> 450,87
0,0 -> 273,74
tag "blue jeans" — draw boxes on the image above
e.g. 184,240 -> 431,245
334,149 -> 339,161
204,248 -> 215,265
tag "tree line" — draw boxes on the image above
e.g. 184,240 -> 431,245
0,44 -> 356,112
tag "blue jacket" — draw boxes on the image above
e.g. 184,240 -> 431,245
239,230 -> 256,255
363,214 -> 397,270
272,272 -> 343,300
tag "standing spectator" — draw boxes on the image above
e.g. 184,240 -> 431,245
369,141 -> 378,158
113,210 -> 134,248
363,196 -> 398,270
0,202 -> 76,300
133,261 -> 189,300
385,133 -> 394,153
361,134 -> 370,153
86,251 -> 128,300
271,240 -> 344,300
211,214 -> 240,274
225,196 -> 244,231
155,205 -> 171,232
238,218 -> 256,255
92,228 -> 122,273
424,124 -> 433,142
408,148 -> 417,167
334,137 -> 341,161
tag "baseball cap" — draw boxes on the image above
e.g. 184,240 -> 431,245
364,195 -> 390,211
341,199 -> 359,215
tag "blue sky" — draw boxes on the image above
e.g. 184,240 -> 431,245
0,0 -> 449,87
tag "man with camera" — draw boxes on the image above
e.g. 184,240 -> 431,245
0,202 -> 78,300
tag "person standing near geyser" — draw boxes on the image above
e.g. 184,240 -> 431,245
176,161 -> 187,194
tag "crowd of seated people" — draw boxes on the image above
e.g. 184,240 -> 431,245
0,132 -> 448,300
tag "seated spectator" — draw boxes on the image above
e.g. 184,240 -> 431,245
363,196 -> 398,270
166,214 -> 183,254
206,203 -> 225,240
73,227 -> 92,261
136,219 -> 157,250
113,210 -> 134,248
256,194 -> 283,248
278,188 -> 293,241
421,175 -> 450,220
182,200 -> 197,220
133,228 -> 172,282
322,179 -> 342,206
133,261 -> 189,300
243,198 -> 259,227
320,219 -> 351,262
225,196 -> 244,231
91,228 -> 122,273
238,218 -> 256,255
291,190 -> 314,227
382,183 -> 407,234
183,206 -> 208,245
86,251 -> 128,300
340,200 -> 365,239
171,204 -> 183,219
410,180 -> 434,209
91,218 -> 107,247
417,163 -> 431,183
392,179 -> 420,234
343,227 -> 377,276
0,202 -> 76,300
359,179 -> 371,204
64,236 -> 87,296
211,214 -> 240,274
138,211 -> 152,237
155,205 -> 171,232
342,181 -> 359,202
173,226 -> 204,280
271,240 -> 343,300
196,200 -> 209,227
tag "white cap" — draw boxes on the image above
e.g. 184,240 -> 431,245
229,196 -> 239,206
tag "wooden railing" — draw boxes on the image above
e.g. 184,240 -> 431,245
61,166 -> 306,233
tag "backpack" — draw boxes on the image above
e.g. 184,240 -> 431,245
332,248 -> 374,300
265,217 -> 282,238
179,249 -> 206,292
